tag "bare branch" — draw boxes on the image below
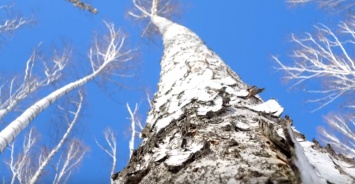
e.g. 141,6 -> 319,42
67,0 -> 98,14
95,128 -> 117,183
318,114 -> 355,157
0,17 -> 33,33
0,4 -> 34,37
6,128 -> 38,184
129,0 -> 182,37
274,23 -> 355,111
287,0 -> 355,14
0,22 -> 132,153
29,91 -> 84,184
0,45 -> 70,120
52,139 -> 87,184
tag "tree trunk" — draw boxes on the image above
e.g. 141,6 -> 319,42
113,15 -> 355,184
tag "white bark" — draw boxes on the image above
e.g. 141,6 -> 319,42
0,45 -> 70,120
114,1 -> 355,183
127,103 -> 143,159
28,91 -> 84,184
0,22 -> 131,153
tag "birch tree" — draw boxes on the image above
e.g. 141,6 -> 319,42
96,128 -> 117,184
0,22 -> 132,153
112,0 -> 355,183
4,91 -> 87,184
0,45 -> 70,121
29,91 -> 85,184
274,0 -> 355,156
96,103 -> 144,184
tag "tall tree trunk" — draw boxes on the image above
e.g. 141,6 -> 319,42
113,15 -> 355,184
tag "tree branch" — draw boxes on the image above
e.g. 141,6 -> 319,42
273,23 -> 355,111
29,91 -> 84,184
0,22 -> 132,153
67,0 -> 98,14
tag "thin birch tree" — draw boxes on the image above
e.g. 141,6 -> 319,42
96,103 -> 143,184
29,91 -> 85,184
95,128 -> 117,184
4,91 -> 87,184
0,22 -> 132,153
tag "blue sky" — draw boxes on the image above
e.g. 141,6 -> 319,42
0,1 -> 339,183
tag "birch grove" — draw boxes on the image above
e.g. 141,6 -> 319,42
0,1 -> 354,183
0,2 -> 134,182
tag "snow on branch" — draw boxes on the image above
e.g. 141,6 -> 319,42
273,23 -> 355,111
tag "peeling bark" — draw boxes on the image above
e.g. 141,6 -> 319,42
113,15 -> 354,184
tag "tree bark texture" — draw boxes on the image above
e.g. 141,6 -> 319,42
113,16 -> 355,184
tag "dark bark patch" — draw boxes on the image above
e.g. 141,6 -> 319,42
125,168 -> 150,184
